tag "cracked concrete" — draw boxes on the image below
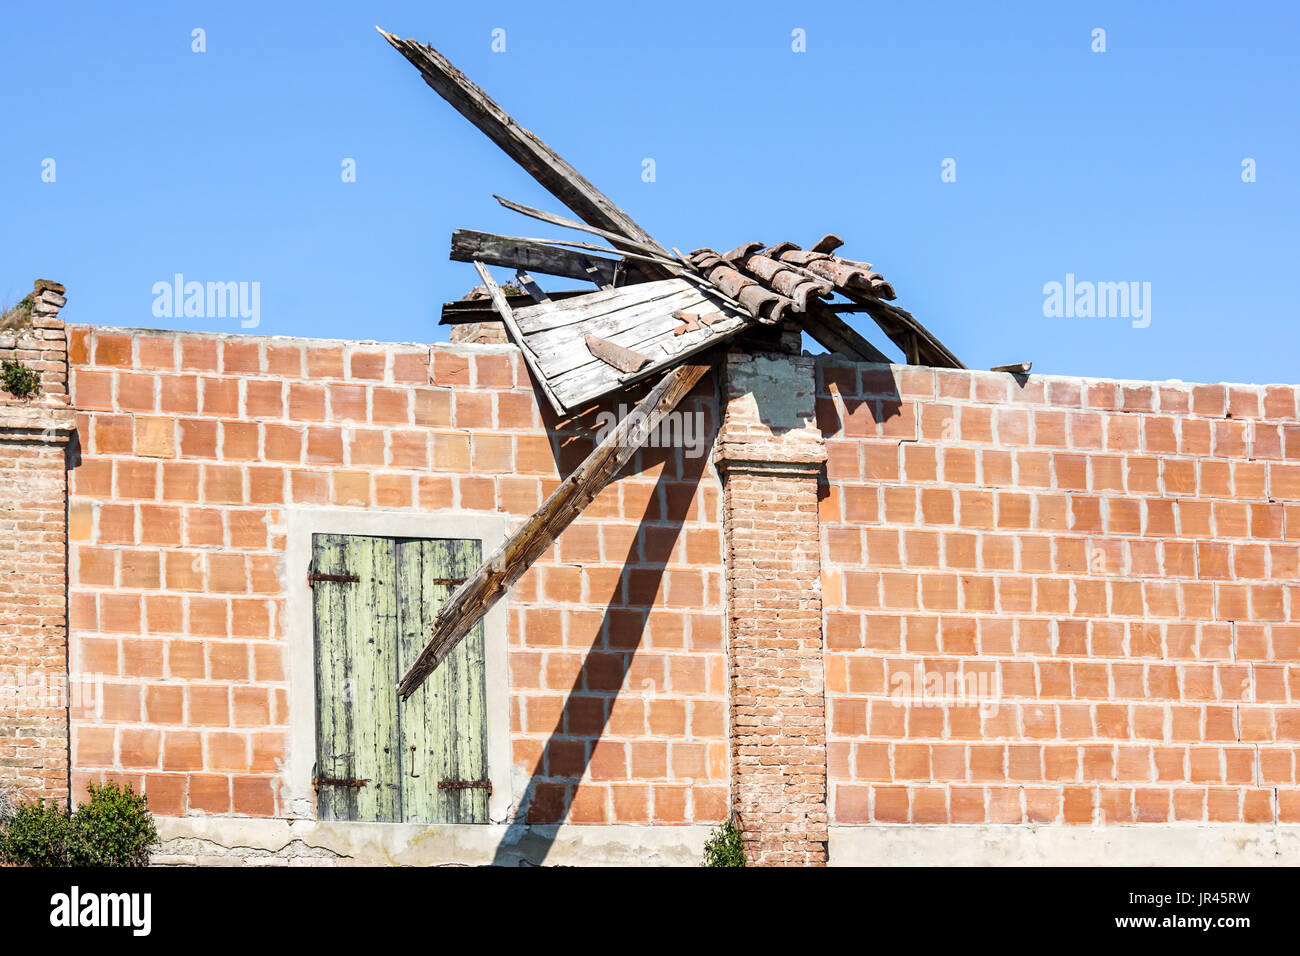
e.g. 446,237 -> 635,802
153,818 -> 712,866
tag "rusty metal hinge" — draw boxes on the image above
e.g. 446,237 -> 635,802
438,779 -> 492,794
431,577 -> 467,588
313,776 -> 368,789
308,572 -> 360,587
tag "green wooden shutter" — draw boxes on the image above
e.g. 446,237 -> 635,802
311,534 -> 489,824
395,538 -> 489,824
311,534 -> 403,823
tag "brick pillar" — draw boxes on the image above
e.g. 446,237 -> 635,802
714,351 -> 829,866
0,280 -> 74,805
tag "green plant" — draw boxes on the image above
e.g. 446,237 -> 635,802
0,357 -> 41,400
0,799 -> 73,867
0,782 -> 159,867
68,781 -> 159,867
701,817 -> 747,867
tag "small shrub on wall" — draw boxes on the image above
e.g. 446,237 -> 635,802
0,357 -> 41,400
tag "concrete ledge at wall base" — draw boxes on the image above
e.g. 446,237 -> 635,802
153,818 -> 712,867
829,825 -> 1300,867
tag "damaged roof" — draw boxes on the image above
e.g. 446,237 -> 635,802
378,27 -> 1017,697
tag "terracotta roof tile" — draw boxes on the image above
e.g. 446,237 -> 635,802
688,239 -> 896,325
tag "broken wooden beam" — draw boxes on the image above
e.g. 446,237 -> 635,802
472,261 -> 567,415
494,196 -> 670,261
378,28 -> 673,279
396,358 -> 715,698
991,362 -> 1032,374
797,301 -> 892,364
841,291 -> 966,369
514,269 -> 550,304
449,229 -> 650,287
441,289 -> 591,324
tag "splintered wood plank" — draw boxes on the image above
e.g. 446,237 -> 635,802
515,269 -> 550,303
378,30 -> 673,279
495,276 -> 759,412
544,303 -> 744,403
494,195 -> 670,260
396,359 -> 715,699
525,286 -> 708,354
472,261 -> 567,416
312,533 -> 402,823
396,538 -> 488,824
547,311 -> 746,411
512,279 -> 694,334
528,289 -> 710,378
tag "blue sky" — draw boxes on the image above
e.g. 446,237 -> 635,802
3,1 -> 1297,385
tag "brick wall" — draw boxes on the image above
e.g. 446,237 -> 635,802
37,316 -> 1300,856
819,359 -> 1300,826
0,282 -> 74,805
65,327 -> 727,822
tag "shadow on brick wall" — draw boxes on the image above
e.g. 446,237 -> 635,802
492,383 -> 718,865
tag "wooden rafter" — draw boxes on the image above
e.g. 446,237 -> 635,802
378,28 -> 673,280
797,301 -> 892,364
441,290 -> 591,325
840,291 -> 966,369
449,230 -> 650,288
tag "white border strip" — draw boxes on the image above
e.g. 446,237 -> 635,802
830,824 -> 1300,866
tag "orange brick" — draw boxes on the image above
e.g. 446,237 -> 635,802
331,470 -> 371,506
189,686 -> 231,726
162,731 -> 202,772
231,776 -> 275,816
188,774 -> 231,813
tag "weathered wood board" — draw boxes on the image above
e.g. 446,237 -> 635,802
312,533 -> 488,824
395,537 -> 488,824
503,277 -> 751,412
312,533 -> 402,823
450,229 -> 648,287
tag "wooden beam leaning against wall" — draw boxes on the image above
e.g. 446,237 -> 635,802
396,358 -> 714,698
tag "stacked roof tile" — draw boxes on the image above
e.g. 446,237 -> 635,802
687,233 -> 896,325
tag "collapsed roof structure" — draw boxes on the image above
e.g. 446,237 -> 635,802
376,29 -> 1022,697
